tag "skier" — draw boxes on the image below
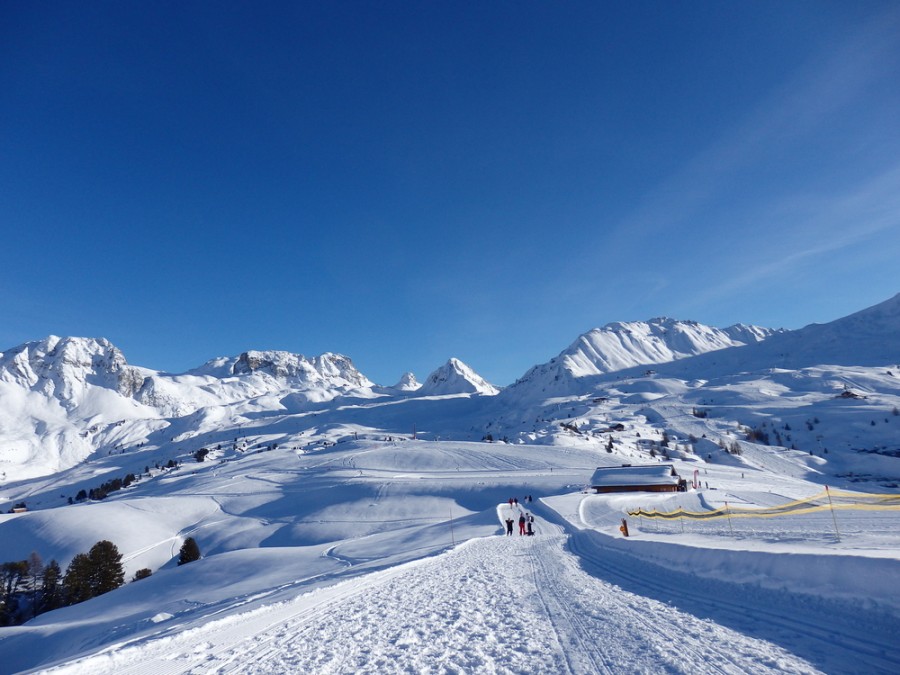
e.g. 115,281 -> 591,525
505,517 -> 514,536
518,514 -> 526,535
514,497 -> 518,507
526,514 -> 534,536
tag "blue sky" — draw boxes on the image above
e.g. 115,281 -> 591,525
2,2 -> 899,386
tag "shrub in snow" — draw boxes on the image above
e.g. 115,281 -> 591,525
132,568 -> 152,582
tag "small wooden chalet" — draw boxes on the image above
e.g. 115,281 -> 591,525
590,464 -> 686,494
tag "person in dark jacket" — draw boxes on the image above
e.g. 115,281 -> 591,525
505,517 -> 514,535
526,514 -> 534,536
518,514 -> 526,535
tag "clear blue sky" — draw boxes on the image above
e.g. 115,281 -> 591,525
2,2 -> 899,386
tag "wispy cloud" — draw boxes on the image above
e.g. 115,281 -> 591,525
683,162 -> 900,308
602,6 -> 900,250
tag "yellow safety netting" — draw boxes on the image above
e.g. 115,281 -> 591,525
626,489 -> 900,521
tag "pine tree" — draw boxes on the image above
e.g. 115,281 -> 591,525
39,560 -> 63,614
61,541 -> 125,605
26,551 -> 43,619
178,537 -> 201,566
88,540 -> 125,596
63,553 -> 93,604
1,560 -> 28,625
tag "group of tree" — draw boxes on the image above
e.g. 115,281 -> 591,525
71,459 -> 182,504
0,541 -> 125,626
73,474 -> 137,502
0,535 -> 204,626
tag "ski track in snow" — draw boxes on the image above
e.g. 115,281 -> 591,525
44,528 -> 823,675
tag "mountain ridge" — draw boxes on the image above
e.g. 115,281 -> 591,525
2,293 -> 899,482
505,317 -> 783,399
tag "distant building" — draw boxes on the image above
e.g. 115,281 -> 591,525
590,464 -> 685,493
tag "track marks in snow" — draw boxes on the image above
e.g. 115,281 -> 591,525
212,538 -> 564,674
49,530 -> 827,674
566,530 -> 900,673
526,532 -> 818,674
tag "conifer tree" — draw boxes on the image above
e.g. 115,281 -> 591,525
62,541 -> 125,605
40,559 -> 63,613
88,540 -> 125,596
62,553 -> 93,604
1,560 -> 28,625
178,537 -> 201,566
26,551 -> 43,619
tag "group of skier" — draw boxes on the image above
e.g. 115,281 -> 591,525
503,496 -> 536,536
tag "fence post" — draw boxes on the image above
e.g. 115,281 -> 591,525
725,501 -> 734,537
449,505 -> 455,547
825,485 -> 841,542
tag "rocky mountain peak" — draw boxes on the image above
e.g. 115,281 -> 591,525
418,358 -> 499,396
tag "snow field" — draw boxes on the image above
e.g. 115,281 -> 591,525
2,438 -> 898,673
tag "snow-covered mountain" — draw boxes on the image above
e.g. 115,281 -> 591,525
0,335 -> 147,403
190,350 -> 371,387
506,318 -> 781,398
392,372 -> 421,392
137,350 -> 373,417
417,358 -> 499,396
654,292 -> 900,380
0,337 -> 157,478
3,296 -> 900,483
749,292 -> 900,369
0,341 -> 376,478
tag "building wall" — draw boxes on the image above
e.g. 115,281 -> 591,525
593,484 -> 679,494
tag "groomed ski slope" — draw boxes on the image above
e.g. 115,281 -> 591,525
35,505 -> 900,675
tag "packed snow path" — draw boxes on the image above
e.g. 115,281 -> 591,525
45,524 -> 825,675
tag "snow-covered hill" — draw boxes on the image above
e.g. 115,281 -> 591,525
1,439 -> 898,673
